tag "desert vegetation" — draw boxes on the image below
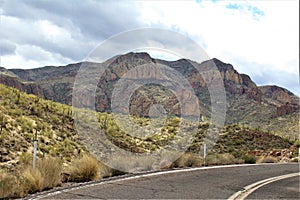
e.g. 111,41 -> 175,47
0,83 -> 298,199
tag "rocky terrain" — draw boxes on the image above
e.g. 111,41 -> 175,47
0,52 -> 298,140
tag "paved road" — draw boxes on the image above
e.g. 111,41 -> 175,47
246,175 -> 299,199
37,163 -> 299,199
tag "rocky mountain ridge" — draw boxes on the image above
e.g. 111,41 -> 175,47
0,52 -> 299,135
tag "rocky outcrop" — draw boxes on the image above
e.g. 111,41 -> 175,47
260,85 -> 298,104
212,59 -> 262,103
276,103 -> 298,116
260,85 -> 299,116
0,74 -> 43,96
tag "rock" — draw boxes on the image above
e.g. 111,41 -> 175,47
159,159 -> 173,170
279,157 -> 290,163
0,74 -> 43,97
61,172 -> 71,183
0,155 -> 11,162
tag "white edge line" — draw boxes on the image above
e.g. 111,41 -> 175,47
228,172 -> 300,200
29,163 -> 297,200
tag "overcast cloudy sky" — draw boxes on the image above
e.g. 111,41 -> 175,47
0,0 -> 299,95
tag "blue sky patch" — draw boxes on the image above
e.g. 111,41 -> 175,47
225,3 -> 243,10
225,3 -> 264,18
247,5 -> 265,17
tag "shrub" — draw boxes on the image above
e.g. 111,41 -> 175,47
293,139 -> 300,148
108,155 -> 155,173
37,156 -> 63,189
19,152 -> 33,166
67,154 -> 100,182
205,153 -> 243,166
173,153 -> 204,168
256,156 -> 278,163
0,171 -> 21,199
22,168 -> 44,193
242,154 -> 256,164
21,156 -> 63,193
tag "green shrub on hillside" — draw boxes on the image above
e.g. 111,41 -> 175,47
242,154 -> 256,164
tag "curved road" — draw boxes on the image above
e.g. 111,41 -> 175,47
34,163 -> 298,199
246,175 -> 299,199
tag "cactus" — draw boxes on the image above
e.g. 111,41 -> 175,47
0,114 -> 6,134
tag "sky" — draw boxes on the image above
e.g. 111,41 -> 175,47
0,0 -> 299,95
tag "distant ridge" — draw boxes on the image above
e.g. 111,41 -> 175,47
0,52 -> 299,137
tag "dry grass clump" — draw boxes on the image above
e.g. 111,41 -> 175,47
22,168 -> 44,193
173,153 -> 204,168
0,170 -> 21,199
205,153 -> 243,166
108,155 -> 155,173
22,156 -> 63,193
1,156 -> 62,198
67,154 -> 101,182
256,156 -> 278,163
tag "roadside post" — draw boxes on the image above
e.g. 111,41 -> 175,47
203,143 -> 207,166
33,129 -> 38,171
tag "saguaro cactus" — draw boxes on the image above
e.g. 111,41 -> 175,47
0,114 -> 6,134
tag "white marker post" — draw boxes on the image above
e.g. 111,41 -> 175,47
298,147 -> 300,164
203,143 -> 207,166
33,129 -> 38,172
33,140 -> 37,171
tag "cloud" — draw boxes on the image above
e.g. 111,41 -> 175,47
228,57 -> 299,95
0,40 -> 16,56
0,0 -> 298,95
0,0 -> 143,68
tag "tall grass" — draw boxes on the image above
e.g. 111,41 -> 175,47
67,154 -> 100,182
0,170 -> 21,199
22,156 -> 63,193
107,155 -> 155,172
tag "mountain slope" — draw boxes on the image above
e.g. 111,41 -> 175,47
0,84 -> 86,172
1,53 -> 299,140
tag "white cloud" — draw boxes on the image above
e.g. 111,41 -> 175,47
138,0 -> 299,95
1,45 -> 73,69
0,0 -> 298,95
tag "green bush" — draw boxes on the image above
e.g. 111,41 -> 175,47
242,154 -> 256,164
293,139 -> 300,148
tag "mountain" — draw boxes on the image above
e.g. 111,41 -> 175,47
0,52 -> 299,139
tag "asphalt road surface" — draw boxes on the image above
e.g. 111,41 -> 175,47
246,175 -> 299,199
35,163 -> 299,199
